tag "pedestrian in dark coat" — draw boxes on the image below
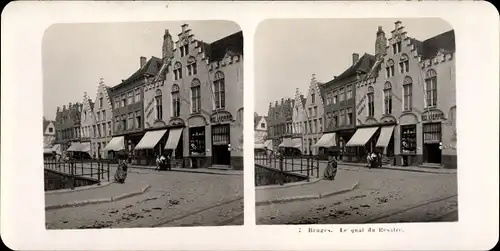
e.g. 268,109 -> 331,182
324,152 -> 338,180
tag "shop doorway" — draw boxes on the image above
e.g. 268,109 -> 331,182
212,124 -> 230,166
423,123 -> 442,164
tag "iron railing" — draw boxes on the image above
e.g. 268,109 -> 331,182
255,154 -> 320,183
44,158 -> 111,189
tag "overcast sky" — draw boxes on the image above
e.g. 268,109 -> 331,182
254,18 -> 453,116
43,21 -> 240,120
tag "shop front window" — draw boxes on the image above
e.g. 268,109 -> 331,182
401,124 -> 417,154
189,127 -> 206,156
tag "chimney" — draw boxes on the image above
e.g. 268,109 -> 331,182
395,20 -> 402,30
352,53 -> 359,65
140,56 -> 147,68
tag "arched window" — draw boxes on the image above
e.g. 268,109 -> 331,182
367,86 -> 375,117
83,110 -> 87,121
213,71 -> 225,109
386,59 -> 395,78
383,82 -> 392,115
403,76 -> 413,111
399,53 -> 409,73
191,79 -> 201,113
173,62 -> 183,80
155,89 -> 163,120
425,69 -> 438,108
187,56 -> 197,76
171,84 -> 180,117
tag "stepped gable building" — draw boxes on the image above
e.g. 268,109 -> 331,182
353,21 -> 456,169
291,88 -> 307,152
135,24 -> 243,169
54,102 -> 83,153
267,98 -> 298,153
302,74 -> 325,155
92,78 -> 114,159
78,92 -> 94,157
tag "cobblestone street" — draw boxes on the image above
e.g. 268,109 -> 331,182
45,170 -> 243,229
256,168 -> 457,224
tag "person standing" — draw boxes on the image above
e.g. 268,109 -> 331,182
114,153 -> 128,184
324,151 -> 338,180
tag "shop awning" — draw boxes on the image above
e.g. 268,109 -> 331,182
345,127 -> 379,147
52,144 -> 62,154
103,136 -> 125,152
376,125 -> 395,148
66,142 -> 82,152
44,148 -> 54,154
264,140 -> 273,150
80,142 -> 91,153
165,128 -> 183,150
313,133 -> 336,148
254,143 -> 266,149
279,138 -> 302,150
135,129 -> 168,150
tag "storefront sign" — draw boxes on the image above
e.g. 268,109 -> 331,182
210,111 -> 233,124
422,110 -> 444,121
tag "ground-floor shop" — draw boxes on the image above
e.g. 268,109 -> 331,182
66,141 -> 92,159
343,110 -> 456,169
186,112 -> 243,170
277,137 -> 303,157
303,133 -> 322,155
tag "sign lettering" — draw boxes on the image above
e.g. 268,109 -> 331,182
422,110 -> 444,121
210,111 -> 233,124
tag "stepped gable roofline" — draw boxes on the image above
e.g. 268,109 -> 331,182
111,56 -> 162,91
205,31 -> 243,63
326,53 -> 376,85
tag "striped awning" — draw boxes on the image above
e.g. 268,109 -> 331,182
345,127 -> 379,147
135,129 -> 168,150
103,136 -> 125,152
313,133 -> 336,148
376,125 -> 395,148
165,128 -> 183,150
